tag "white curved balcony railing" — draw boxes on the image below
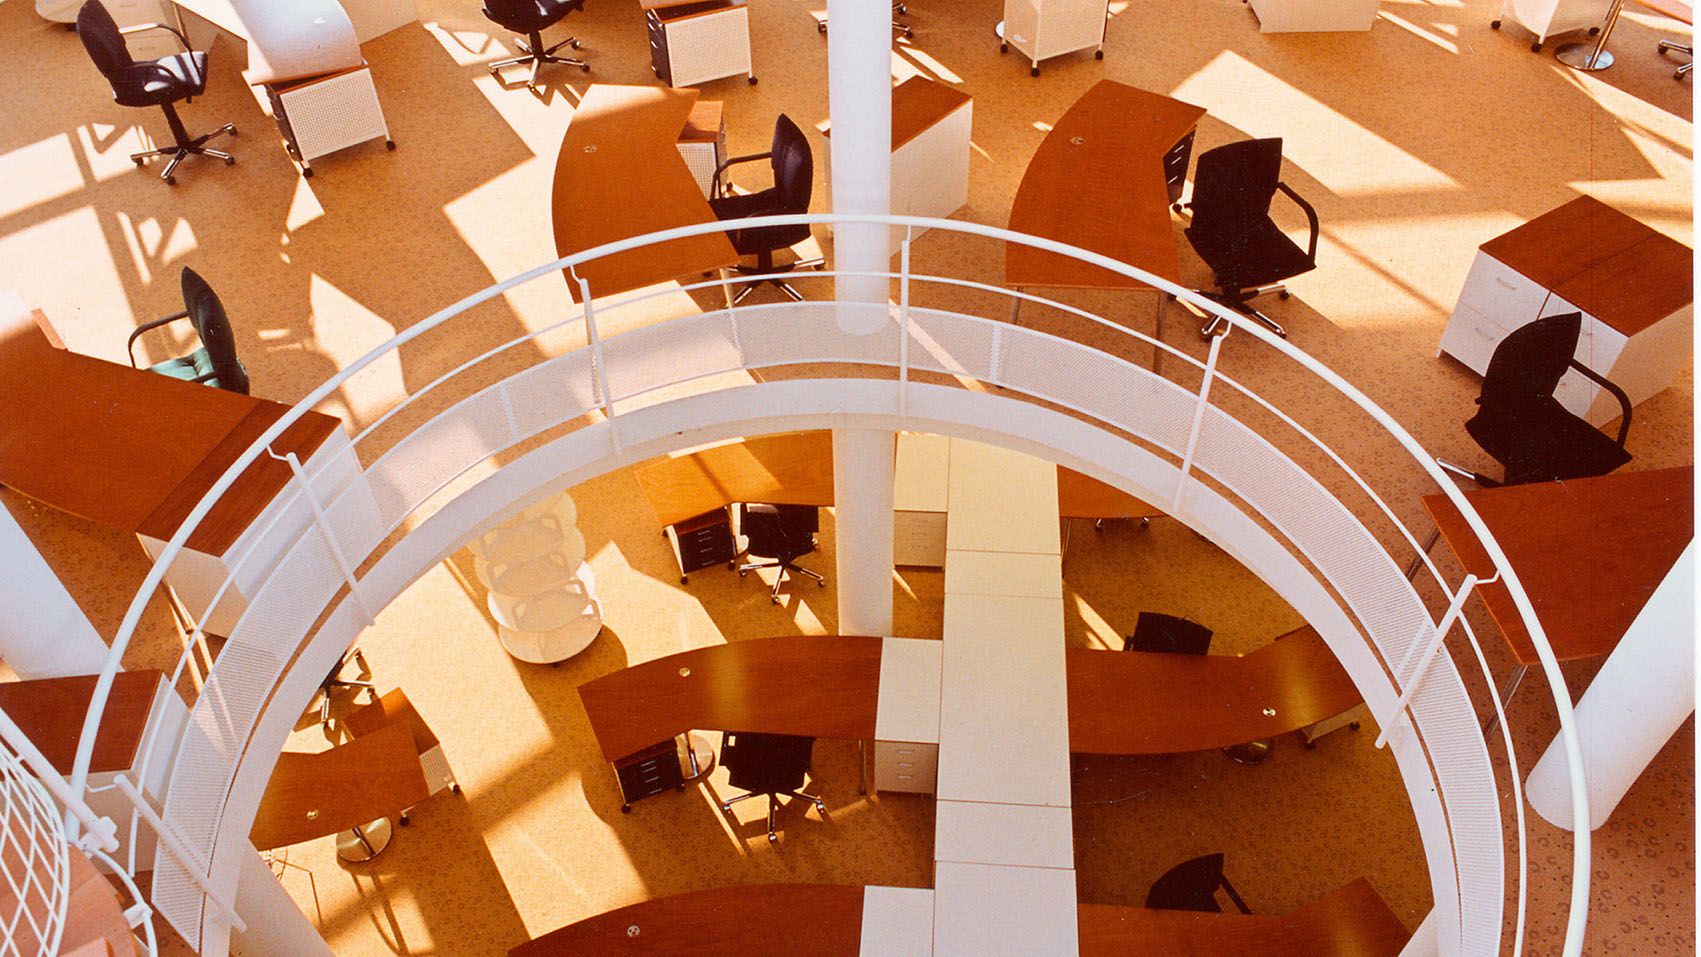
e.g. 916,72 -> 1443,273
59,214 -> 1588,956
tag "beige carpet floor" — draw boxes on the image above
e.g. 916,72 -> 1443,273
0,0 -> 1692,952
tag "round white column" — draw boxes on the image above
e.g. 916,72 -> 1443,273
1526,542 -> 1695,830
232,843 -> 335,957
825,0 -> 897,636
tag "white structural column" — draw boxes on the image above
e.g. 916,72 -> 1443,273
826,0 -> 896,635
0,497 -> 109,677
231,843 -> 335,957
1526,542 -> 1696,830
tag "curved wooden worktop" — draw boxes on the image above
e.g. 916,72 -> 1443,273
512,879 -> 1410,956
551,85 -> 738,303
578,629 -> 1362,763
1006,80 -> 1206,291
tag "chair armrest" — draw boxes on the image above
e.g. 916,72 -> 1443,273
712,151 -> 773,198
120,22 -> 193,53
1567,358 -> 1634,445
126,310 -> 190,368
1274,181 -> 1320,262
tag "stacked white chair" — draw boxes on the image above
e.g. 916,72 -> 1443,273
468,492 -> 603,663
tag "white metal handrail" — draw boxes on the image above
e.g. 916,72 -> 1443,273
60,213 -> 1590,955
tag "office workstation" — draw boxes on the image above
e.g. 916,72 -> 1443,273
2,0 -> 1694,954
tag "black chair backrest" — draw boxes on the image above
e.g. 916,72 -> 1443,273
722,731 -> 812,792
770,114 -> 814,216
742,503 -> 814,563
77,1 -> 134,77
1480,312 -> 1581,405
483,0 -> 580,31
1123,613 -> 1213,655
1188,138 -> 1284,240
180,267 -> 249,395
1146,853 -> 1228,912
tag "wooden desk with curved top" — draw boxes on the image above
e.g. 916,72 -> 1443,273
1006,80 -> 1206,293
577,628 -> 1361,764
551,84 -> 739,304
511,878 -> 1410,956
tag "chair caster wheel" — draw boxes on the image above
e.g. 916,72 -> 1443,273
1277,290 -> 1290,300
134,158 -> 146,167
738,570 -> 748,578
227,125 -> 237,136
1000,41 -> 1008,53
817,580 -> 826,588
1171,202 -> 1183,213
680,575 -> 689,585
302,167 -> 314,179
581,63 -> 591,72
164,175 -> 176,185
571,37 -> 581,48
1030,66 -> 1040,76
767,833 -> 778,844
399,814 -> 410,826
676,783 -> 685,792
1491,18 -> 1501,27
386,139 -> 397,150
1095,49 -> 1104,59
770,596 -> 779,604
818,20 -> 827,31
451,783 -> 462,794
1588,25 -> 1599,34
1530,41 -> 1542,52
748,76 -> 758,84
223,156 -> 235,165
1304,740 -> 1317,750
1349,721 -> 1361,731
621,804 -> 631,814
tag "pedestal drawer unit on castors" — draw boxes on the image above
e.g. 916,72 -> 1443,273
644,0 -> 754,87
874,637 -> 942,794
1439,196 -> 1693,427
615,739 -> 687,811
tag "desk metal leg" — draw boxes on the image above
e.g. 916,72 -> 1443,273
1482,663 -> 1530,739
1557,0 -> 1626,70
1404,527 -> 1441,582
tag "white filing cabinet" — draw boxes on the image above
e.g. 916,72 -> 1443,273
893,432 -> 949,567
1493,0 -> 1613,47
874,637 -> 942,795
823,78 -> 974,247
1248,0 -> 1380,31
1000,0 -> 1108,75
265,66 -> 394,175
646,0 -> 754,88
1439,198 -> 1695,427
676,100 -> 726,199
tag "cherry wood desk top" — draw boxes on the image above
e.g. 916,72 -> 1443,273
1477,196 -> 1693,337
580,629 -> 1360,762
633,431 -> 1160,528
1067,626 -> 1362,755
579,636 -> 883,762
551,85 -> 738,304
1635,0 -> 1693,24
248,723 -> 430,851
513,879 -> 1407,956
821,76 -> 974,151
1420,466 -> 1693,664
0,308 -> 340,555
1006,80 -> 1206,291
0,670 -> 169,775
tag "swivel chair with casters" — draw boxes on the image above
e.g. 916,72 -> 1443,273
302,647 -> 377,731
737,503 -> 826,602
1146,853 -> 1253,914
127,267 -> 250,394
709,114 -> 823,304
483,0 -> 590,90
1122,612 -> 1213,655
1183,138 -> 1318,339
717,731 -> 824,844
76,0 -> 236,185
1437,312 -> 1633,488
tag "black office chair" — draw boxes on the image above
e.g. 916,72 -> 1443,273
1123,612 -> 1213,655
127,267 -> 250,394
76,0 -> 235,185
1439,312 -> 1632,488
298,647 -> 377,731
737,504 -> 826,602
483,0 -> 590,90
1146,853 -> 1252,914
717,731 -> 824,844
1183,138 -> 1318,339
709,114 -> 823,304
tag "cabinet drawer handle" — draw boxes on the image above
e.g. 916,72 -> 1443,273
1493,276 -> 1519,290
1472,324 -> 1499,340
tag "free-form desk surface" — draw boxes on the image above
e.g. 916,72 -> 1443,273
1006,79 -> 1206,291
0,669 -> 168,775
1420,466 -> 1694,663
173,0 -> 365,86
633,431 -> 1160,528
550,84 -> 738,303
513,879 -> 1409,956
0,308 -> 340,555
578,630 -> 1361,762
249,723 -> 430,851
821,75 -> 974,151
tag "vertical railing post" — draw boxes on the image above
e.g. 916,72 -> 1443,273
1170,326 -> 1227,513
269,449 -> 375,627
1375,573 -> 1488,749
574,273 -> 621,457
898,228 -> 913,417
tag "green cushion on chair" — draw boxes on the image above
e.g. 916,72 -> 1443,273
149,347 -> 246,391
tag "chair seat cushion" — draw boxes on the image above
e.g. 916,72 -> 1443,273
1466,394 -> 1631,484
113,52 -> 208,108
150,348 -> 245,392
1187,218 -> 1315,291
709,190 -> 810,256
483,0 -> 576,33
